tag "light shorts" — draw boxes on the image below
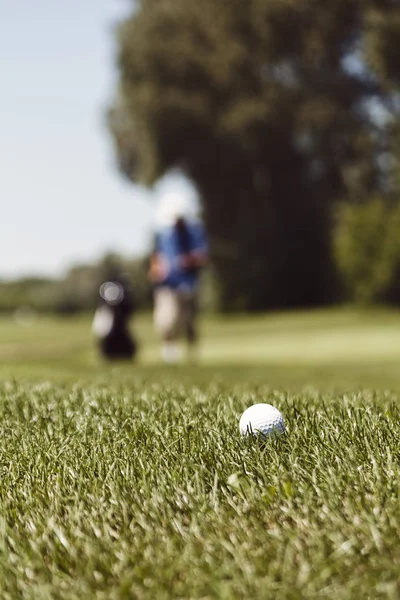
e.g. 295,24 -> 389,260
153,287 -> 197,341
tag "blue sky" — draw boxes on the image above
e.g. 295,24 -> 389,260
0,0 -> 157,279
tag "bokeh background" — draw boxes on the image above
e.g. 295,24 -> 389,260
3,0 -> 400,383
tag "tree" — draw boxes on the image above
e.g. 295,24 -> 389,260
109,0 -> 400,310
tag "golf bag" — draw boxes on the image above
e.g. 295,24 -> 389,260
92,278 -> 137,360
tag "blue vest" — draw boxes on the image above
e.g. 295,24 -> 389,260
155,220 -> 207,291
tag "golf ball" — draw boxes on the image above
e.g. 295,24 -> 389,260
239,403 -> 285,438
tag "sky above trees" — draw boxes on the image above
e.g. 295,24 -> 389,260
0,0 -> 155,279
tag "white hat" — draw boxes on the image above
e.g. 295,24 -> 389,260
155,193 -> 194,228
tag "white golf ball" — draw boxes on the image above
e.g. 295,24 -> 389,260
239,403 -> 285,439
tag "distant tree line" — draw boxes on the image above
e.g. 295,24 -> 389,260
0,253 -> 218,315
0,254 -> 151,315
3,232 -> 400,314
109,0 -> 400,310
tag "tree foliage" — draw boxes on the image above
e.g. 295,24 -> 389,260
334,199 -> 400,304
109,0 -> 400,310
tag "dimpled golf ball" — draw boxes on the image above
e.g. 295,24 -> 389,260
239,403 -> 285,439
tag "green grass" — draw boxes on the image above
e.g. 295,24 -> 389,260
1,309 -> 400,598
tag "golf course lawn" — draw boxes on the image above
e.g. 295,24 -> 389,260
1,308 -> 400,598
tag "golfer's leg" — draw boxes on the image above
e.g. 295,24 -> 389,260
186,293 -> 197,345
154,288 -> 181,362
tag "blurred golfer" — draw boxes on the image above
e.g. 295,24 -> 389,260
149,194 -> 208,363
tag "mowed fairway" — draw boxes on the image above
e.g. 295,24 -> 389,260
1,309 -> 400,598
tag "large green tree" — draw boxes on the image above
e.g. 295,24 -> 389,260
109,0 -> 400,310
